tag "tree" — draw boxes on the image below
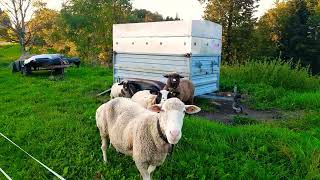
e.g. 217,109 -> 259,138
28,7 -> 78,56
0,0 -> 33,53
201,0 -> 260,64
280,0 -> 320,73
0,7 -> 12,41
60,0 -> 132,64
128,9 -> 164,23
0,8 -> 11,28
255,0 -> 320,74
252,1 -> 290,59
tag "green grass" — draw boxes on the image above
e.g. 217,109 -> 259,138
221,60 -> 320,110
241,84 -> 320,110
221,59 -> 320,91
1,45 -> 320,179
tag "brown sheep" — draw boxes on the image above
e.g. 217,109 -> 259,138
163,72 -> 195,105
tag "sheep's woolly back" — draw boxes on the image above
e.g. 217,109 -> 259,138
96,97 -> 193,179
131,90 -> 157,109
177,80 -> 195,104
162,98 -> 185,111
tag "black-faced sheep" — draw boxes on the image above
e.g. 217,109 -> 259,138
119,80 -> 141,98
96,97 -> 201,180
110,81 -> 139,99
163,72 -> 195,105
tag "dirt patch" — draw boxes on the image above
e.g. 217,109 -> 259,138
197,99 -> 281,124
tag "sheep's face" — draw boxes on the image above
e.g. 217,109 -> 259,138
150,98 -> 201,144
149,89 -> 162,104
163,73 -> 184,89
159,90 -> 180,104
159,90 -> 169,104
119,80 -> 130,91
120,80 -> 139,97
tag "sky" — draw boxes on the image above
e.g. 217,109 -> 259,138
47,0 -> 277,20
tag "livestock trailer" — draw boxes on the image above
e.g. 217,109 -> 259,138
113,20 -> 222,96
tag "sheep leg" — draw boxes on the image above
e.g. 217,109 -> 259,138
135,162 -> 151,180
147,165 -> 156,175
101,136 -> 108,163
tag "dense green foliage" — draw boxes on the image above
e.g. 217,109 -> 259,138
1,45 -> 320,179
3,0 -> 319,73
203,0 -> 320,74
202,0 -> 260,64
255,0 -> 320,74
57,0 -> 132,64
128,9 -> 180,23
221,60 -> 320,110
221,60 -> 320,91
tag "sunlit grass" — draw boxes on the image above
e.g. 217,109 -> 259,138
0,45 -> 319,179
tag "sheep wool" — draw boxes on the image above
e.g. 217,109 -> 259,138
96,97 -> 201,180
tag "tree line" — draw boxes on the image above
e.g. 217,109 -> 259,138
0,0 -> 179,65
1,0 -> 319,73
202,0 -> 320,74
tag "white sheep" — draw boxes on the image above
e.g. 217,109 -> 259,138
131,90 -> 171,109
110,82 -> 124,99
96,97 -> 201,180
131,90 -> 158,109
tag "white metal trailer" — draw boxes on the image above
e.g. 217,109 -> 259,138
113,20 -> 222,96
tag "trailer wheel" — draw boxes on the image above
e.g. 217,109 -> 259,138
22,65 -> 32,76
54,68 -> 64,75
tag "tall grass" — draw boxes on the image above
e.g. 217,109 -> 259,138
220,60 -> 320,110
221,59 -> 320,91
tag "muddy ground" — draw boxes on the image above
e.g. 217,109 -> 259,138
196,98 -> 282,124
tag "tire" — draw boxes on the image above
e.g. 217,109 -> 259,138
22,65 -> 32,76
54,68 -> 64,75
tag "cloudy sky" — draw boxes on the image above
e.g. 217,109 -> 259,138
47,0 -> 277,20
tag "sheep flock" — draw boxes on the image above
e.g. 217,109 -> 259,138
96,72 -> 201,180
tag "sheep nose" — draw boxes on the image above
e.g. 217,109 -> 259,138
173,79 -> 176,82
170,130 -> 180,138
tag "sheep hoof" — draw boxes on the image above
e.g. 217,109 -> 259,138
103,158 -> 108,164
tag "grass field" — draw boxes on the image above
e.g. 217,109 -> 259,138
0,45 -> 320,179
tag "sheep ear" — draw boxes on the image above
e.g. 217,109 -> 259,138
149,95 -> 157,103
185,105 -> 201,114
149,105 -> 162,113
149,89 -> 159,95
179,75 -> 184,78
163,74 -> 169,78
118,81 -> 124,85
